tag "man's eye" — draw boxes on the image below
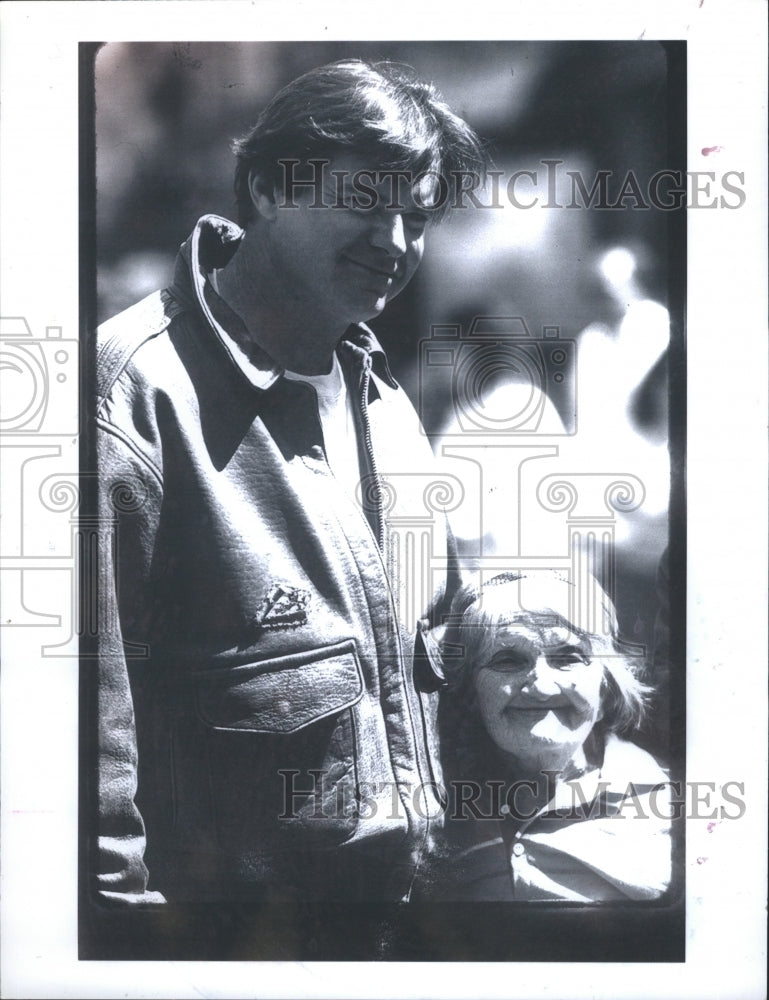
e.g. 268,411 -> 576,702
404,212 -> 428,233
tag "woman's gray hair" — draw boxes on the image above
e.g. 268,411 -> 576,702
441,569 -> 651,737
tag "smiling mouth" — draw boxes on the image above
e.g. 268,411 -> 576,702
505,704 -> 571,721
345,258 -> 397,281
505,704 -> 583,732
506,706 -> 549,716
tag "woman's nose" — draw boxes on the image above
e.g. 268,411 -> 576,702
368,211 -> 407,257
520,657 -> 563,698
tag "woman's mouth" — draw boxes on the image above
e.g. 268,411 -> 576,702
504,705 -> 550,721
504,703 -> 577,727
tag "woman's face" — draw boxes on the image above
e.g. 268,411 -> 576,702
472,616 -> 605,775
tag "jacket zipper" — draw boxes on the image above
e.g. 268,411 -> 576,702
358,366 -> 385,551
356,360 -> 439,898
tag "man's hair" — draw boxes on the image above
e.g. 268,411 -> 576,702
232,59 -> 488,226
441,570 -> 650,739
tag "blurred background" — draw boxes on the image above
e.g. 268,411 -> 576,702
94,41 -> 683,736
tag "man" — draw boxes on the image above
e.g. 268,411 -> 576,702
94,59 -> 485,905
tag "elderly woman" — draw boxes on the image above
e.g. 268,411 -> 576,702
426,569 -> 672,902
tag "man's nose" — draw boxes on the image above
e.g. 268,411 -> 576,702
368,211 -> 407,257
520,657 -> 563,698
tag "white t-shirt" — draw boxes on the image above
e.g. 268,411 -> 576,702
208,268 -> 363,502
283,355 -> 363,503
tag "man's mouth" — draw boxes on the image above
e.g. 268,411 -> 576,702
345,257 -> 397,280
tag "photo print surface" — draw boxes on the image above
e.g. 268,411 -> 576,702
80,40 -> 686,962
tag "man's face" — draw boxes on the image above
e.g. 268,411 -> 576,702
472,615 -> 605,774
262,153 -> 430,331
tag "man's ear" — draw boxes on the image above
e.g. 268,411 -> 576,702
248,170 -> 278,222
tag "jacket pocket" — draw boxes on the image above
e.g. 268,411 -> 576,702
189,640 -> 364,856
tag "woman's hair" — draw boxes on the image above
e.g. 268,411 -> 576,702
439,570 -> 652,781
232,59 -> 488,225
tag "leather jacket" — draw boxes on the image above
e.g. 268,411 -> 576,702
94,216 -> 456,904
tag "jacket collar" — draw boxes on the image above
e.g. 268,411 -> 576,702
531,733 -> 670,825
167,214 -> 398,394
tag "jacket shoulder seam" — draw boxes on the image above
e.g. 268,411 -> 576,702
96,289 -> 184,411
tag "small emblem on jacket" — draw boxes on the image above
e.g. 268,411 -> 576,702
255,584 -> 309,629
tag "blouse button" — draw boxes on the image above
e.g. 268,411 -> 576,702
512,842 -> 525,857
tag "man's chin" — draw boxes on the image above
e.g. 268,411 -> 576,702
350,296 -> 388,325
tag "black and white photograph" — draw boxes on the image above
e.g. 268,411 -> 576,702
83,39 -> 686,961
0,3 -> 766,999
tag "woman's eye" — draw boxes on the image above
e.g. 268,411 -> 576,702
549,653 -> 591,670
488,656 -> 528,673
